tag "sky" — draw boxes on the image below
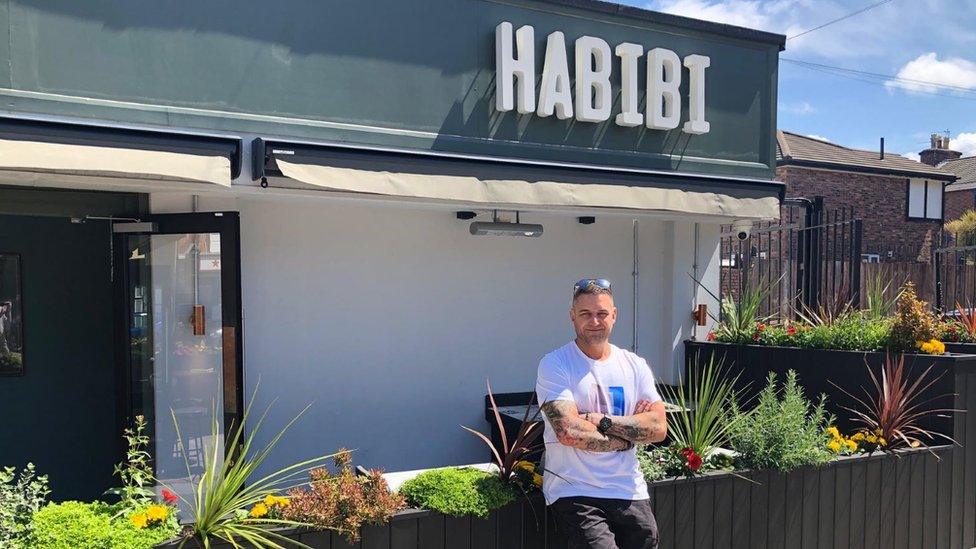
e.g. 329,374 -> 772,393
621,0 -> 976,160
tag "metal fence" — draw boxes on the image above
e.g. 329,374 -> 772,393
720,197 -> 863,319
934,232 -> 976,312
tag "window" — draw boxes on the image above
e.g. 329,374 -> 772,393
907,178 -> 943,220
861,253 -> 880,263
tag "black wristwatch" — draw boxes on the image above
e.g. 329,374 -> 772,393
597,415 -> 613,435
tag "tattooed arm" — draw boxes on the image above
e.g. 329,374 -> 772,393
585,399 -> 667,444
540,400 -> 633,452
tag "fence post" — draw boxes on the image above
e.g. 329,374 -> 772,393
851,219 -> 863,308
934,233 -> 943,311
803,197 -> 825,308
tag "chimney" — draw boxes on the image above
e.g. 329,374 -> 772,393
919,132 -> 962,166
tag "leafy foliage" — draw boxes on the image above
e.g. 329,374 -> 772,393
399,467 -> 518,518
833,353 -> 955,450
945,209 -> 976,246
171,391 -> 340,549
889,282 -> 939,352
638,446 -> 734,480
105,415 -> 155,516
727,371 -> 834,471
0,462 -> 50,548
719,315 -> 893,352
864,269 -> 903,321
793,281 -> 855,327
283,450 -> 405,543
32,501 -> 178,549
461,380 -> 544,487
661,354 -> 740,460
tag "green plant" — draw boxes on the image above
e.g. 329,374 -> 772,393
727,370 -> 834,471
283,450 -> 405,543
32,501 -> 178,549
793,282 -> 855,327
864,269 -> 902,321
660,354 -> 740,460
945,209 -> 976,246
399,467 -> 518,517
832,353 -> 955,450
637,448 -> 666,483
461,379 -> 544,488
105,415 -> 155,516
693,274 -> 777,343
889,282 -> 939,352
0,462 -> 50,548
171,392 -> 341,549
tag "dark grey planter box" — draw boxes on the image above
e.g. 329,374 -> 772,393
684,340 -> 976,437
945,342 -> 976,354
154,447 -> 959,549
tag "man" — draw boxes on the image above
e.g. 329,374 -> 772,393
536,278 -> 666,549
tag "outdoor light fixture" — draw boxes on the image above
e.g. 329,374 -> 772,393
469,211 -> 543,237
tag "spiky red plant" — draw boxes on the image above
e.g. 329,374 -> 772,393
833,353 -> 955,450
461,379 -> 544,484
954,301 -> 976,339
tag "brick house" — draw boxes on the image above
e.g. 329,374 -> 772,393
932,136 -> 976,222
776,131 -> 957,262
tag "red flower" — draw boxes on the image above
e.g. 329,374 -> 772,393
680,447 -> 703,471
787,325 -> 797,336
706,331 -> 716,341
753,332 -> 761,341
162,489 -> 178,505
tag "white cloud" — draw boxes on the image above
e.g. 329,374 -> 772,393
805,134 -> 830,142
781,101 -> 816,115
885,53 -> 976,94
951,133 -> 976,157
646,0 -> 776,31
902,152 -> 922,162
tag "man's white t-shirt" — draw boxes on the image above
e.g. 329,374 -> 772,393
535,341 -> 662,505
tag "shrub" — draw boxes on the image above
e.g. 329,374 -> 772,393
637,448 -> 666,483
638,445 -> 734,480
104,415 -> 154,517
399,467 -> 518,517
889,282 -> 938,352
727,370 -> 834,472
32,501 -> 177,549
284,450 -> 405,543
744,314 -> 892,352
0,462 -> 50,548
661,353 -> 740,460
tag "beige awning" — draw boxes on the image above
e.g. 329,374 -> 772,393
0,138 -> 232,187
276,158 -> 780,219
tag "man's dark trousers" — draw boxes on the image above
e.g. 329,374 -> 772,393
549,496 -> 659,549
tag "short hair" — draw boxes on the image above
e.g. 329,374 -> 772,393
573,282 -> 613,302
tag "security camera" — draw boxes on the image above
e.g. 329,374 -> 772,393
732,220 -> 753,241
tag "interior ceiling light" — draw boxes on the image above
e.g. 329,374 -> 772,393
469,210 -> 543,237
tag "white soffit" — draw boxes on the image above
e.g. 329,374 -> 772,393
275,159 -> 780,220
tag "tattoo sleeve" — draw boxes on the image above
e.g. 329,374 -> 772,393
540,401 -> 631,452
604,403 -> 667,444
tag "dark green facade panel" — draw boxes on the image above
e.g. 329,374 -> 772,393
2,0 -> 781,178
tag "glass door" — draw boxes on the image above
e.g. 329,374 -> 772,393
115,212 -> 242,502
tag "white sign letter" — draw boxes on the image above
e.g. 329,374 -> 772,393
537,31 -> 573,119
646,48 -> 681,130
574,36 -> 612,123
495,22 -> 535,114
683,54 -> 710,134
615,43 -> 644,127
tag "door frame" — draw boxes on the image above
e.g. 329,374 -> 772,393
112,211 -> 244,467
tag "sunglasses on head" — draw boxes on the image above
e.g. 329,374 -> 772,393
573,278 -> 612,295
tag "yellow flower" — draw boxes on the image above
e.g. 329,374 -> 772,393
852,432 -> 865,441
826,426 -> 840,439
845,439 -> 857,452
515,461 -> 535,473
130,513 -> 148,529
533,473 -> 543,487
262,494 -> 290,508
249,503 -> 268,518
866,434 -> 878,444
146,504 -> 168,522
827,440 -> 842,453
879,438 -> 887,447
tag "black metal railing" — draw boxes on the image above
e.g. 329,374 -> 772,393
720,197 -> 863,319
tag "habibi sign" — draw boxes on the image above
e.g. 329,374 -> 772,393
495,21 -> 710,135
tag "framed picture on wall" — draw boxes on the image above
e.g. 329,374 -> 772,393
0,253 -> 24,376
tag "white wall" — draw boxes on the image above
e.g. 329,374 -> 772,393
236,196 -> 689,473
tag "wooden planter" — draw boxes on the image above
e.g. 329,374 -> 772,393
684,340 -> 976,437
155,447 -> 959,549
